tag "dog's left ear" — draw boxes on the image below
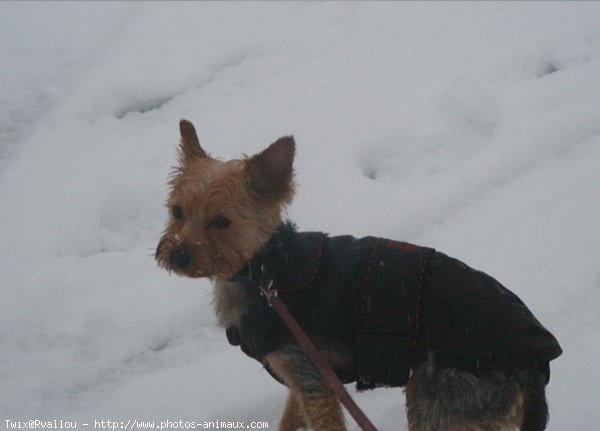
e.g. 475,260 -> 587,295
246,136 -> 295,204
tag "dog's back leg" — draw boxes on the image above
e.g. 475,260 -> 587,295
405,365 -> 526,431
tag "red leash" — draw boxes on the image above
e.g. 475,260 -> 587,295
261,281 -> 378,431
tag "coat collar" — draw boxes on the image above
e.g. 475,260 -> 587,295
228,221 -> 326,293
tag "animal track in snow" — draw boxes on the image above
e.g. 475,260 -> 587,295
535,60 -> 561,78
113,51 -> 251,119
115,94 -> 175,119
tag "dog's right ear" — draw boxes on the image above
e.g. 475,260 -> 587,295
179,119 -> 208,163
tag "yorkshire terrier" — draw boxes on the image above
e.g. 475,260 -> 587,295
156,120 -> 562,431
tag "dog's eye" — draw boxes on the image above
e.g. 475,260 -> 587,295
172,205 -> 184,221
208,215 -> 231,229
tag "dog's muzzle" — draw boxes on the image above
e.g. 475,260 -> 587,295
155,239 -> 188,269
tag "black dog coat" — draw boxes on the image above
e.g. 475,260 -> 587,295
226,223 -> 562,389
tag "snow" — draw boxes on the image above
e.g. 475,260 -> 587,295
2,2 -> 599,429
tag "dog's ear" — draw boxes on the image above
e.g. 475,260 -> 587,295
246,136 -> 295,204
179,119 -> 208,163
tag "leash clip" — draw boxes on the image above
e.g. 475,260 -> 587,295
259,278 -> 278,306
258,265 -> 278,306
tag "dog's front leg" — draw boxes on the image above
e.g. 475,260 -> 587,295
279,389 -> 307,431
302,393 -> 346,431
265,345 -> 347,431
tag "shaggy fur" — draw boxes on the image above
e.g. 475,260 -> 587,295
156,120 -> 556,431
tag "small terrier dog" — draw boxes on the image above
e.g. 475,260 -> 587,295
156,120 -> 562,431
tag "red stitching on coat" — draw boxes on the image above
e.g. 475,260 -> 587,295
412,249 -> 434,349
360,238 -> 384,322
277,233 -> 327,293
386,240 -> 423,253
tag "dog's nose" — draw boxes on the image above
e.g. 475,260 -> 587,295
169,248 -> 191,269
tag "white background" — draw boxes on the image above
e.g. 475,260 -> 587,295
1,2 -> 599,430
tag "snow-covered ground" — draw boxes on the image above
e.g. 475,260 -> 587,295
2,2 -> 599,430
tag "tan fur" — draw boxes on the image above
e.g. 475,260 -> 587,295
265,351 -> 347,431
279,390 -> 308,431
303,395 -> 347,431
155,120 -> 294,279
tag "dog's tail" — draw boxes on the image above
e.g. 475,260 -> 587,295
519,363 -> 550,431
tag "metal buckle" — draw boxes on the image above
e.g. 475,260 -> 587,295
259,279 -> 277,306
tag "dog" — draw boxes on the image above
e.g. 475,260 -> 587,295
156,120 -> 562,431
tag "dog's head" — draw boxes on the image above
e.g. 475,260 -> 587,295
155,120 -> 295,278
